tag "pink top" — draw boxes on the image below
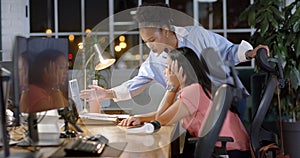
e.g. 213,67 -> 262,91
179,83 -> 250,151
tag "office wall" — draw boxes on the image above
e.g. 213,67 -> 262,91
1,0 -> 28,61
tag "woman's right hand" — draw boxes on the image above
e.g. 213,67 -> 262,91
118,116 -> 142,126
79,85 -> 109,101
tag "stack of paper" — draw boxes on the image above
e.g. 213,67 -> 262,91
79,113 -> 129,125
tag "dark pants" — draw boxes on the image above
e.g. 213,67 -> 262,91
227,150 -> 251,158
180,132 -> 251,158
234,97 -> 247,121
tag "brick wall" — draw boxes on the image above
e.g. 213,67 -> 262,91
1,0 -> 28,61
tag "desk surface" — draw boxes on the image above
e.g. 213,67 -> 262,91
9,124 -> 175,158
81,124 -> 174,158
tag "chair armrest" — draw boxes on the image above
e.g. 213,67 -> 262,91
218,136 -> 233,144
187,137 -> 199,144
214,136 -> 233,156
187,136 -> 233,145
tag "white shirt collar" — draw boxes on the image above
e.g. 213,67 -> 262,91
153,51 -> 168,58
173,26 -> 189,42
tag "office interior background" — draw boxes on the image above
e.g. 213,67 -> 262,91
0,0 -> 294,115
1,0 -> 256,64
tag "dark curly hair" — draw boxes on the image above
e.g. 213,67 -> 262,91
135,2 -> 173,29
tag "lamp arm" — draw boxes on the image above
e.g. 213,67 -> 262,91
83,52 -> 95,112
85,52 -> 96,68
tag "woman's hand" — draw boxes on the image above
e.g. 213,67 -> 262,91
247,45 -> 270,58
80,85 -> 110,101
166,60 -> 186,89
118,116 -> 142,126
80,85 -> 116,101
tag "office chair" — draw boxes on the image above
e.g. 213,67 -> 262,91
192,84 -> 238,158
192,48 -> 285,158
250,48 -> 285,158
184,48 -> 244,158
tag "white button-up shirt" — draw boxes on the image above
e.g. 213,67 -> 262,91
112,26 -> 253,101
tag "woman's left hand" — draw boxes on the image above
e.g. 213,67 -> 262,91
248,45 -> 270,58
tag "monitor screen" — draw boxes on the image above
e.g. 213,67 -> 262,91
14,37 -> 69,113
12,36 -> 69,145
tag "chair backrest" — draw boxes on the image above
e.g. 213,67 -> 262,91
193,48 -> 243,158
250,48 -> 285,157
194,84 -> 234,158
250,76 -> 277,156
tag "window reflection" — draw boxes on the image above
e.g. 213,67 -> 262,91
30,0 -> 54,32
227,0 -> 250,29
85,0 -> 109,29
58,0 -> 81,32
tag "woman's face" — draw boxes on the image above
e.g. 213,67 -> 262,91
55,55 -> 68,85
140,27 -> 172,54
18,56 -> 28,87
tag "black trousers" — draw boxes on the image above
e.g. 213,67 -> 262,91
180,132 -> 251,158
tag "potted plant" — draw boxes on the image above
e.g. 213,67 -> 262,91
240,0 -> 300,157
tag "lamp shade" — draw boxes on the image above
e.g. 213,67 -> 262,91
93,44 -> 116,70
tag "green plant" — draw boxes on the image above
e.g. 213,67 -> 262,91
240,0 -> 300,121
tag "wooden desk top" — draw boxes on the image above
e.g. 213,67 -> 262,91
81,124 -> 174,158
8,124 -> 175,158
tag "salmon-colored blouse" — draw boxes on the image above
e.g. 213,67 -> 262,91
179,83 -> 250,151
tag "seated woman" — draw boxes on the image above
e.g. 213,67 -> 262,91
118,47 -> 250,157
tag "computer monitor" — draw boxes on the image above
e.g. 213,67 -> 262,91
12,36 -> 69,147
0,66 -> 12,157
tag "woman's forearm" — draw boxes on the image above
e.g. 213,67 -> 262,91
134,111 -> 157,123
156,91 -> 177,119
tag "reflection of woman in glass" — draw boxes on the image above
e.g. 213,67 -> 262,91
19,53 -> 29,112
20,49 -> 68,113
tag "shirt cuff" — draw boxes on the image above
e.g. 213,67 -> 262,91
237,40 -> 253,62
110,84 -> 132,102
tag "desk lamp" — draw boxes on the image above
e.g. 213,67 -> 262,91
83,44 -> 115,112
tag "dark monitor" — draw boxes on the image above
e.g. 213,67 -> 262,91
0,66 -> 12,157
12,36 -> 69,147
0,61 -> 12,121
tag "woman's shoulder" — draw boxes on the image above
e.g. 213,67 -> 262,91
183,25 -> 208,32
180,83 -> 205,96
181,83 -> 202,91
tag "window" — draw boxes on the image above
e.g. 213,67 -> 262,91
29,0 -> 254,69
30,0 -> 54,33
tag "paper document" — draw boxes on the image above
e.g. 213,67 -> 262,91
79,113 -> 130,125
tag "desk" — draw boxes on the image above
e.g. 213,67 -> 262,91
8,124 -> 175,158
81,124 -> 174,158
